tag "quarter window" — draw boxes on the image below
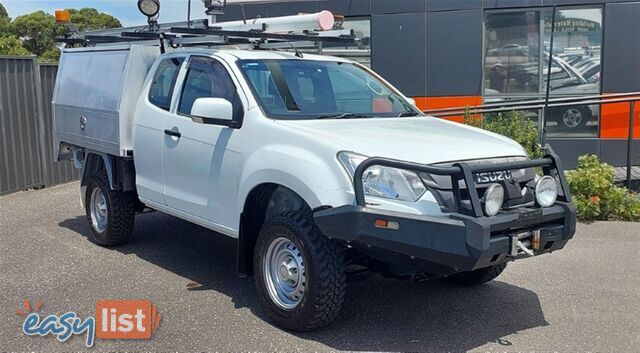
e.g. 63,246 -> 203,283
149,57 -> 184,110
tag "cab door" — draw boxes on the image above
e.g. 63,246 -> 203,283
134,56 -> 185,205
162,55 -> 244,230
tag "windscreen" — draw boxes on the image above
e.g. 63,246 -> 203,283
237,59 -> 420,120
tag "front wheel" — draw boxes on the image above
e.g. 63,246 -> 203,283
444,263 -> 507,286
85,170 -> 136,247
254,211 -> 346,331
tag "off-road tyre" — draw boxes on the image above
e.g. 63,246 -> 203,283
445,263 -> 507,286
254,211 -> 346,331
85,170 -> 136,247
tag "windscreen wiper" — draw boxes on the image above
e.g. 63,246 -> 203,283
397,112 -> 422,117
315,113 -> 372,120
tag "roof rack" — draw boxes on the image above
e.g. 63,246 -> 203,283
57,11 -> 358,52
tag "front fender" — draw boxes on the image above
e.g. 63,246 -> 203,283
237,145 -> 352,219
239,169 -> 323,210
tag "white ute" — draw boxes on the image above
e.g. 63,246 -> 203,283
53,44 -> 576,331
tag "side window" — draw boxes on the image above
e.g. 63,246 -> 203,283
148,57 -> 184,110
178,56 -> 240,118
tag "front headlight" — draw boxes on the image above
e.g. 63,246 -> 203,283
338,152 -> 427,202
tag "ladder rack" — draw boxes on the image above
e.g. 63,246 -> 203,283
58,21 -> 357,51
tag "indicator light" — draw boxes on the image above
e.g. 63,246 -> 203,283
374,219 -> 399,230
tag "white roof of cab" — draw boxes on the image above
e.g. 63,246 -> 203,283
62,45 -> 355,64
174,48 -> 353,63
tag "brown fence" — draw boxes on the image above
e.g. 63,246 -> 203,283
0,57 -> 79,196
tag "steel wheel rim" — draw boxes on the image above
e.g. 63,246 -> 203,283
90,188 -> 108,234
263,236 -> 306,310
562,108 -> 583,128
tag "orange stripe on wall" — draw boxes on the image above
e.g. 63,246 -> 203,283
600,95 -> 640,139
414,96 -> 483,123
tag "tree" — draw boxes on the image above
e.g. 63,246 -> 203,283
9,8 -> 122,60
0,35 -> 30,56
39,47 -> 60,62
0,1 -> 30,58
10,11 -> 60,56
68,8 -> 121,31
0,3 -> 8,18
0,3 -> 10,36
0,16 -> 9,36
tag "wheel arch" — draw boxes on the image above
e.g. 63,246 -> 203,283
237,182 -> 316,277
80,153 -> 113,209
81,152 -> 114,187
80,152 -> 136,209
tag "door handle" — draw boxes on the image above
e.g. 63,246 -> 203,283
164,129 -> 181,138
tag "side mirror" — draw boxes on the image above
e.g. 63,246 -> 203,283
190,97 -> 236,127
406,97 -> 417,107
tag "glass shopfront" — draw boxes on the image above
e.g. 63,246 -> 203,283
484,7 -> 603,137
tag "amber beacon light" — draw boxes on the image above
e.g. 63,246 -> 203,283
55,10 -> 70,23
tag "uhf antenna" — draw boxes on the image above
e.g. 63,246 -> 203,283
202,0 -> 226,23
187,0 -> 192,27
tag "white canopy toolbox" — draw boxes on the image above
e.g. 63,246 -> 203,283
53,45 -> 159,158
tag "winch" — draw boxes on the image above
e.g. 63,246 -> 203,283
510,229 -> 542,257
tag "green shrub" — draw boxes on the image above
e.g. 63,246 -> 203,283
567,155 -> 640,221
464,109 -> 541,159
462,108 -> 640,222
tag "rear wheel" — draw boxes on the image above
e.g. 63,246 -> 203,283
445,263 -> 507,286
254,211 -> 346,331
85,170 -> 136,247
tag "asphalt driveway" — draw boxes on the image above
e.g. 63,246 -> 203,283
1,182 -> 638,352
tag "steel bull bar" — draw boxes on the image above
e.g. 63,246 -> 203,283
314,144 -> 577,274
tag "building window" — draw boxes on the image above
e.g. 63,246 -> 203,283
484,11 -> 541,95
545,7 -> 603,137
484,7 -> 603,137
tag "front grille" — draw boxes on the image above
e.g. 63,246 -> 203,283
420,156 -> 532,189
422,157 -> 537,212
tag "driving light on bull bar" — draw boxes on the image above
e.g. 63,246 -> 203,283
482,183 -> 504,216
535,176 -> 558,207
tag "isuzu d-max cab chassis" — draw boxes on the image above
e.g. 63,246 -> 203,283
53,45 -> 576,331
